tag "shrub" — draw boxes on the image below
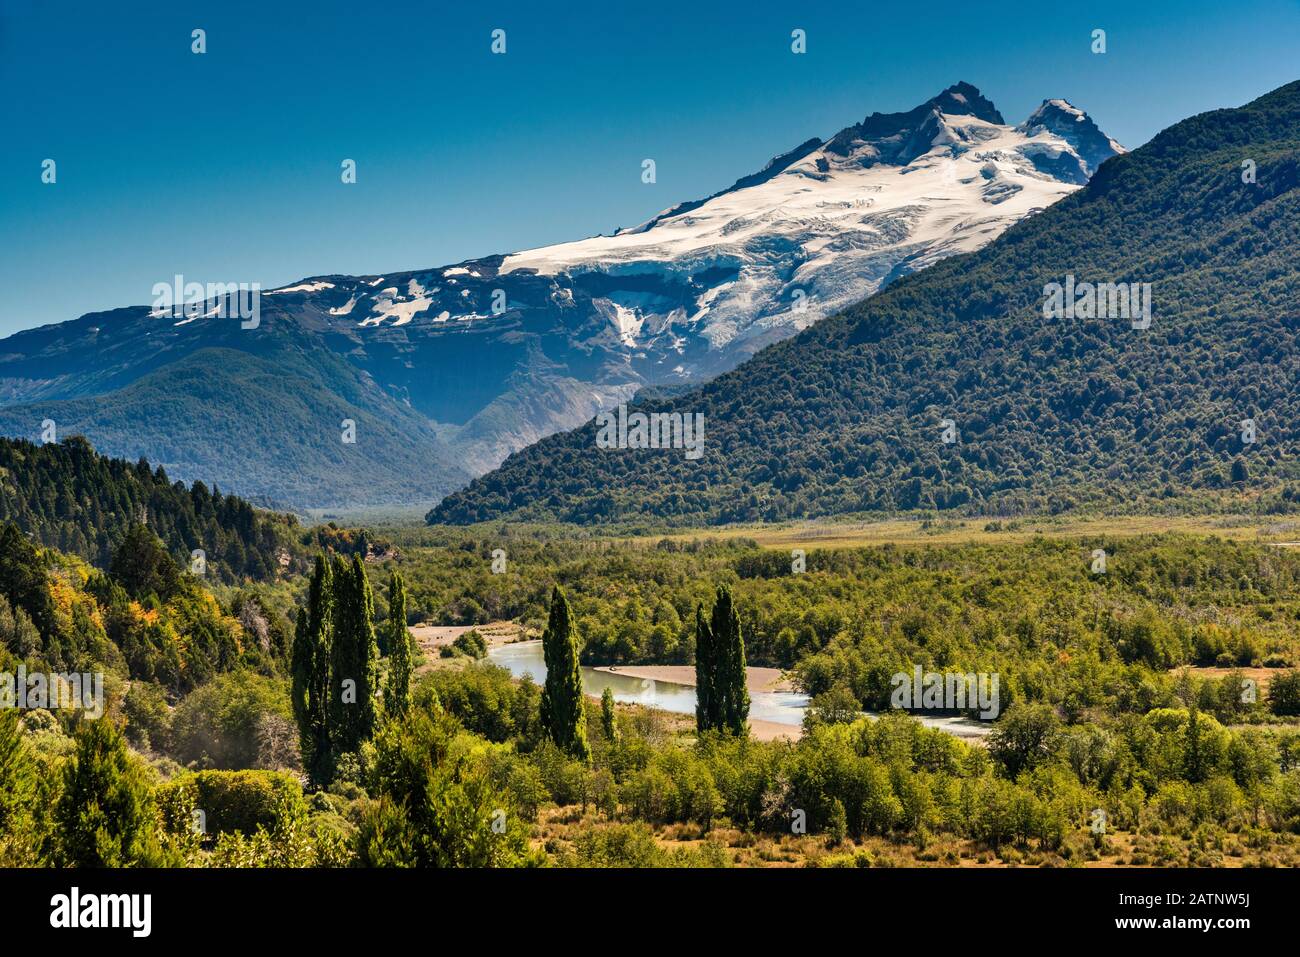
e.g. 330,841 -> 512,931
169,671 -> 293,770
988,703 -> 1061,779
1268,670 -> 1300,716
169,769 -> 307,837
356,707 -> 539,867
561,822 -> 729,868
451,629 -> 488,659
50,719 -> 175,867
422,665 -> 540,746
123,681 -> 171,751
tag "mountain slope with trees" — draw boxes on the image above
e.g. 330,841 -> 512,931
0,435 -> 305,582
0,336 -> 470,511
429,80 -> 1300,526
0,85 -> 1116,507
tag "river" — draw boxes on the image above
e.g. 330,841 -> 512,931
487,640 -> 992,739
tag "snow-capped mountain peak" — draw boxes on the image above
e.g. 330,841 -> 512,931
495,83 -> 1123,358
1018,98 -> 1127,176
76,83 -> 1122,481
822,81 -> 1007,167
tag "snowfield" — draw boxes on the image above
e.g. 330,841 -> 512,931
498,104 -> 1119,352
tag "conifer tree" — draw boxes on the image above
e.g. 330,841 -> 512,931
330,555 -> 378,752
385,571 -> 413,718
539,586 -> 589,760
290,606 -> 310,747
109,522 -> 181,601
328,555 -> 355,749
696,587 -> 749,736
694,604 -> 718,733
51,720 -> 165,867
355,556 -> 378,739
600,686 -> 619,742
302,556 -> 335,785
0,522 -> 58,641
710,585 -> 750,736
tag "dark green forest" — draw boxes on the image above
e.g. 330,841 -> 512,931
0,435 -> 305,583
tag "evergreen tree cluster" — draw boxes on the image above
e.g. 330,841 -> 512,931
292,555 -> 407,783
0,436 -> 303,582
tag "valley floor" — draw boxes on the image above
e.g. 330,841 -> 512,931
612,512 -> 1299,551
533,806 -> 1300,867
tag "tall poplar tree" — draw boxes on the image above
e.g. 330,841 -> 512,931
290,606 -> 310,748
539,586 -> 590,760
711,585 -> 750,736
301,556 -> 335,785
694,604 -> 718,733
385,571 -> 413,718
330,556 -> 378,752
600,686 -> 619,742
696,587 -> 749,736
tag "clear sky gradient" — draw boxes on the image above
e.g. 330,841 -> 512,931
2,0 -> 1299,335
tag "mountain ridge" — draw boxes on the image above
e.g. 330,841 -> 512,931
427,79 -> 1300,526
0,83 -> 1120,509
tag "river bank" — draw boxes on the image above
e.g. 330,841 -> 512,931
592,663 -> 794,694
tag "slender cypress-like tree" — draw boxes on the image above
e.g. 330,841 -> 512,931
330,556 -> 378,752
385,571 -> 412,718
600,686 -> 619,742
539,586 -> 590,760
697,587 -> 749,736
694,604 -> 718,733
303,556 -> 335,785
713,586 -> 750,736
328,555 -> 357,750
354,556 -> 379,738
290,606 -> 310,748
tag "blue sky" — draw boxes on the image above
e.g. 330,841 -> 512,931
2,0 -> 1298,335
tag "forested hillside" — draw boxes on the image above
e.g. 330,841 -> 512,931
0,435 -> 305,582
430,79 -> 1300,526
0,337 -> 472,511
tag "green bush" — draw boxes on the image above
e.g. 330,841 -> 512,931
561,822 -> 729,868
170,769 -> 307,837
356,707 -> 539,867
123,681 -> 171,750
451,629 -> 488,659
421,665 -> 540,746
1269,670 -> 1300,716
169,670 -> 292,770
